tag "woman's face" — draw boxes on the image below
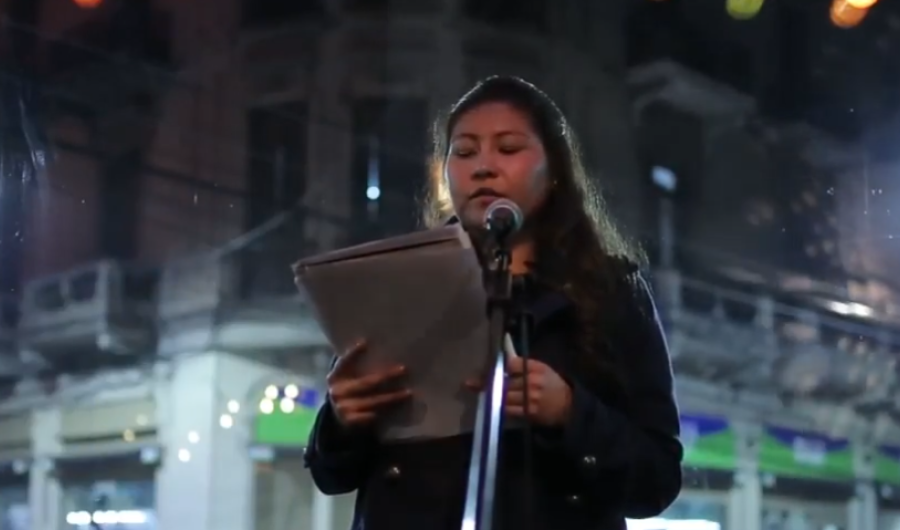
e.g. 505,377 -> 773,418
444,102 -> 550,230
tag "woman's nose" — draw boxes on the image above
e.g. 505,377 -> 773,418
471,157 -> 499,180
472,166 -> 496,180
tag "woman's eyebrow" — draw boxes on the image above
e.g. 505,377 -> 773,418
451,130 -> 529,141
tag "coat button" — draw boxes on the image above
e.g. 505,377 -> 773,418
566,494 -> 581,505
581,455 -> 596,467
385,465 -> 401,479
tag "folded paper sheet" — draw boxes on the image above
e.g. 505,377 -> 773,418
294,225 -> 497,442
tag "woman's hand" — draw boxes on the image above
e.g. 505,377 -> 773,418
466,357 -> 572,427
327,340 -> 412,428
505,357 -> 572,426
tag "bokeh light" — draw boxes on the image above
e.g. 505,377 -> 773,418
831,0 -> 869,28
726,0 -> 765,20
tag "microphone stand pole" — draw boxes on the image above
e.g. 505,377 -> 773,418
460,237 -> 513,530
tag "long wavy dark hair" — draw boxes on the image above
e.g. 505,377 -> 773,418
423,76 -> 646,389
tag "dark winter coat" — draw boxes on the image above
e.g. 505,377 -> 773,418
304,266 -> 683,530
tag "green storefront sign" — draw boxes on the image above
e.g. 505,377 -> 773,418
254,386 -> 321,447
758,426 -> 854,480
681,414 -> 736,469
874,446 -> 900,484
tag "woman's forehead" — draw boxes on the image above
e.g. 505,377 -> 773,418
451,102 -> 534,136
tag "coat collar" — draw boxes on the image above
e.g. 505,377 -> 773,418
529,290 -> 572,329
442,214 -> 576,325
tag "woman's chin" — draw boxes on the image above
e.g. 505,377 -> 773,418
460,207 -> 488,229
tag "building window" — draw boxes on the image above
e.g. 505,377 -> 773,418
241,0 -> 326,29
243,101 -> 309,297
0,160 -> 27,295
350,98 -> 428,242
246,101 -> 309,230
462,0 -> 548,33
99,153 -> 142,260
781,164 -> 842,279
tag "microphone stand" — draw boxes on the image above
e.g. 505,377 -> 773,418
460,234 -> 514,530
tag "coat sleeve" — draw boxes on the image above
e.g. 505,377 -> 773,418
303,399 -> 378,495
538,273 -> 683,518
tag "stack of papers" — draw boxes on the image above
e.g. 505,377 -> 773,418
293,225 -> 492,442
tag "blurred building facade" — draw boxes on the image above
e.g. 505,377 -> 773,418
2,1 -> 900,530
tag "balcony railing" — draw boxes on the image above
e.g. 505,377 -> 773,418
150,211 -> 900,408
156,209 -> 351,354
655,269 -> 898,404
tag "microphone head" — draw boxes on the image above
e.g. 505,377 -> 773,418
483,198 -> 523,239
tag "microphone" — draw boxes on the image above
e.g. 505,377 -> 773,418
483,198 -> 523,243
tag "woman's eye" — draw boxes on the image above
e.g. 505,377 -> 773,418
452,148 -> 476,157
498,145 -> 523,154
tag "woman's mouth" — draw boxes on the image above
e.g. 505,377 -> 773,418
472,195 -> 501,206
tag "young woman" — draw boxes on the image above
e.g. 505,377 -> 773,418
303,76 -> 683,530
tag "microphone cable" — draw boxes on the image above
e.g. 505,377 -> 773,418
512,276 -> 535,530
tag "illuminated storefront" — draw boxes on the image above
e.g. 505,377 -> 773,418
251,383 -> 355,530
870,446 -> 900,530
59,453 -> 157,530
757,427 -> 853,530
648,415 -> 734,530
0,461 -> 29,530
0,414 -> 31,530
57,399 -> 160,530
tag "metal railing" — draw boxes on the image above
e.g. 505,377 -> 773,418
657,271 -> 897,353
655,269 -> 898,401
156,206 -> 355,320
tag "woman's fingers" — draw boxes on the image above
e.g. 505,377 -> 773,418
325,340 -> 412,426
328,339 -> 368,383
334,389 -> 412,425
340,410 -> 377,426
504,405 -> 524,417
503,394 -> 535,418
333,365 -> 406,398
357,389 -> 413,410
